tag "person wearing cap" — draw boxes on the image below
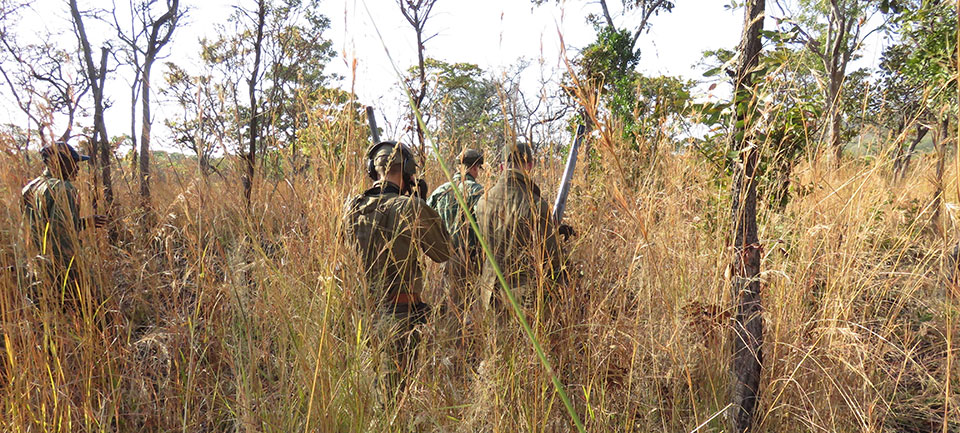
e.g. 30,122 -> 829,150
426,148 -> 485,318
474,142 -> 571,316
21,141 -> 106,307
342,140 -> 451,402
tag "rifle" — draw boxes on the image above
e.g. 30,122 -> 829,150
551,124 -> 586,224
365,106 -> 381,143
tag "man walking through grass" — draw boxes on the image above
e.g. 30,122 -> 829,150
21,141 -> 106,310
426,148 -> 485,318
343,140 -> 451,404
475,142 -> 573,317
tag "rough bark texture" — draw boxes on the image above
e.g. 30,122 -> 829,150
728,0 -> 765,431
70,1 -> 114,211
244,0 -> 267,210
140,60 -> 153,204
138,0 -> 180,209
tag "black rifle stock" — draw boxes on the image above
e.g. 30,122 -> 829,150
366,106 -> 380,144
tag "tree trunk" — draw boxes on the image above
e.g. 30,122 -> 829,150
897,124 -> 929,182
130,71 -> 140,171
414,26 -> 427,154
728,0 -> 765,431
244,0 -> 267,209
826,71 -> 843,165
96,48 -> 114,209
891,119 -> 906,175
931,117 -> 949,236
140,58 -> 153,206
70,0 -> 114,238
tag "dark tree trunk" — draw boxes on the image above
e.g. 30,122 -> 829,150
244,0 -> 267,210
897,124 -> 929,182
728,0 -> 765,431
891,118 -> 906,175
70,1 -> 115,239
931,117 -> 949,235
130,68 -> 140,172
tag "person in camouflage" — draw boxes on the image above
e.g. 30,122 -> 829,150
426,149 -> 485,317
21,141 -> 106,308
343,140 -> 451,401
474,142 -> 572,316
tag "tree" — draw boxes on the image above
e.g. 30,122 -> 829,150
244,0 -> 266,208
201,0 -> 336,205
534,0 -> 675,55
117,0 -> 181,208
110,0 -> 147,170
161,63 -> 231,177
69,0 -> 115,214
728,0 -> 765,430
875,42 -> 928,181
890,0 -> 957,233
411,59 -> 501,149
397,0 -> 438,154
0,1 -> 89,147
776,0 -> 890,164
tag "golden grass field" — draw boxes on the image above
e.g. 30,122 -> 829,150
0,125 -> 957,432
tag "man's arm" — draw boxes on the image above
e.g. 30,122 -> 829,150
411,199 -> 452,263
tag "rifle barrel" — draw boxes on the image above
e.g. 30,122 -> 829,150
551,124 -> 586,224
366,106 -> 380,144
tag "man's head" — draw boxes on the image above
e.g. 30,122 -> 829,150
41,141 -> 89,179
504,142 -> 534,171
459,148 -> 483,178
366,140 -> 417,188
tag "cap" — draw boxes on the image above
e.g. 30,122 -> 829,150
459,148 -> 483,167
41,141 -> 90,163
504,142 -> 534,165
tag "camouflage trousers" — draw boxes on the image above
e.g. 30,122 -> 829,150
371,301 -> 431,404
27,257 -> 89,313
441,247 -> 481,324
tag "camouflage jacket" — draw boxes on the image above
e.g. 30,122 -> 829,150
475,168 -> 564,307
21,169 -> 82,267
426,173 -> 484,252
343,181 -> 451,303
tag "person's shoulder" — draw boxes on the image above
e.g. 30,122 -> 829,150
22,176 -> 44,196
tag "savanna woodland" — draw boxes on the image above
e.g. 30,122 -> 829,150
0,0 -> 957,431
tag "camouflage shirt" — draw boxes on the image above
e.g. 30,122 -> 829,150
426,173 -> 484,251
21,169 -> 82,267
475,168 -> 565,308
343,181 -> 451,303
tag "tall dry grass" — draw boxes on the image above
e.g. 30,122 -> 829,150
0,118 -> 957,432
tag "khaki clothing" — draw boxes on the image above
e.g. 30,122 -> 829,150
343,181 -> 450,400
475,169 -> 565,311
22,170 -> 82,271
343,181 -> 451,304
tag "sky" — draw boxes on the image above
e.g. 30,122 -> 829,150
0,0 -> 891,151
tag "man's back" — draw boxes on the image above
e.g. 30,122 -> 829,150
475,168 -> 563,308
22,171 -> 81,266
344,182 -> 451,302
426,173 -> 484,250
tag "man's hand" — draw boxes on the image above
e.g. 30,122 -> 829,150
89,215 -> 109,229
558,224 -> 576,241
414,178 -> 429,200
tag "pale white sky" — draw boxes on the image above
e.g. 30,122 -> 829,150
0,0 -> 889,150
